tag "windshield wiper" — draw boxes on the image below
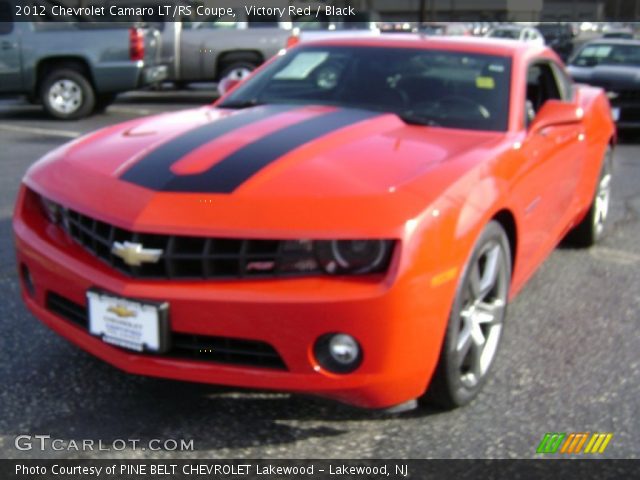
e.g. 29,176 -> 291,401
218,99 -> 265,109
397,112 -> 440,127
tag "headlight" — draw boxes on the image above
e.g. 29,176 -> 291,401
268,239 -> 394,276
39,196 -> 62,224
315,240 -> 393,274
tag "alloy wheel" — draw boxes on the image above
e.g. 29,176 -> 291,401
454,240 -> 509,389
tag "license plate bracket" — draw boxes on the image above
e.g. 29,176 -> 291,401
87,289 -> 170,353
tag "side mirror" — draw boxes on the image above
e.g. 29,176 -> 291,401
217,76 -> 243,97
530,99 -> 583,133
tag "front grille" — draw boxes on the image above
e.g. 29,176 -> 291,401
171,334 -> 286,369
60,208 -> 320,280
47,292 -> 88,328
614,90 -> 640,102
619,107 -> 640,122
45,292 -> 287,371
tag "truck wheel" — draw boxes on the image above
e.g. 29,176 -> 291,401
40,68 -> 95,120
219,61 -> 257,82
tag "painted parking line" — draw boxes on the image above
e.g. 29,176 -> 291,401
0,123 -> 81,139
108,106 -> 152,115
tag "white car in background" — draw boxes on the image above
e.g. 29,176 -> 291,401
486,25 -> 545,46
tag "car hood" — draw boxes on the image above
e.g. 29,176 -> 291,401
25,105 -> 504,237
568,64 -> 640,90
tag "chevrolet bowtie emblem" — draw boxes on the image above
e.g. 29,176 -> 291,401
107,305 -> 137,318
111,241 -> 163,267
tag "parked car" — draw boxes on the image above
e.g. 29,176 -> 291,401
0,3 -> 166,119
14,36 -> 614,411
113,0 -> 294,87
602,29 -> 634,40
160,18 -> 291,87
567,39 -> 640,128
537,23 -> 574,60
486,25 -> 545,46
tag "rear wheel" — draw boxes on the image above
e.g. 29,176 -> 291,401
565,146 -> 613,247
219,61 -> 257,82
424,221 -> 511,409
40,68 -> 95,120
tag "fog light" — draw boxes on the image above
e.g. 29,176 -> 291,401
314,333 -> 363,374
21,264 -> 35,298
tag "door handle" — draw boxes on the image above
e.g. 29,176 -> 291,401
1,41 -> 16,50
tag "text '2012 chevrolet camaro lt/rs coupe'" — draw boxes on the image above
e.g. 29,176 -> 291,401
14,37 -> 614,411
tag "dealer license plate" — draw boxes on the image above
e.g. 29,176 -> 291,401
87,290 -> 169,353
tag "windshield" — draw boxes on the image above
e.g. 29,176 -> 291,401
571,43 -> 640,67
219,46 -> 512,131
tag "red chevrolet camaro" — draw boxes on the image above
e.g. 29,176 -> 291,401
14,37 -> 614,411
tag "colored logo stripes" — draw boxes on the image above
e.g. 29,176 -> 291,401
536,432 -> 613,454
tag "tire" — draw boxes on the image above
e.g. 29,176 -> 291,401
564,146 -> 613,248
94,94 -> 117,113
424,221 -> 512,409
40,68 -> 95,120
218,61 -> 257,82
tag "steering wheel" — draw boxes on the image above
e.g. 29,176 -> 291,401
413,96 -> 490,120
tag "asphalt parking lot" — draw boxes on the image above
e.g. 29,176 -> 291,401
0,90 -> 638,460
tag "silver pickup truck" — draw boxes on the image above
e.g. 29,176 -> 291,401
103,0 -> 290,86
0,9 -> 166,119
153,16 -> 290,87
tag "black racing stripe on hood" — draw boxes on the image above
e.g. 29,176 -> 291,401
120,104 -> 293,191
130,108 -> 381,194
120,106 -> 381,193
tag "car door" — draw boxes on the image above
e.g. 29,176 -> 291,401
515,61 -> 585,264
0,1 -> 21,93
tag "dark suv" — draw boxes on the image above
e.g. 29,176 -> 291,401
537,23 -> 574,60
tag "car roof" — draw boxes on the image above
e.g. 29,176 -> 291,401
583,38 -> 640,46
300,34 -> 544,58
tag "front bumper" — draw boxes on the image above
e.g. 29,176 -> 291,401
608,95 -> 640,128
13,193 -> 454,409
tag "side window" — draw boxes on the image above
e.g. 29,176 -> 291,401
525,62 -> 563,126
0,0 -> 14,34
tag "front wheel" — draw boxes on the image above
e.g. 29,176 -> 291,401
424,221 -> 512,409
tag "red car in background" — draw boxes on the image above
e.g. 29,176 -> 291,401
13,37 -> 614,411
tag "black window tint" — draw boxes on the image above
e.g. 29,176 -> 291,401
220,46 -> 512,132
